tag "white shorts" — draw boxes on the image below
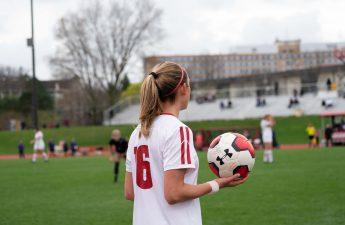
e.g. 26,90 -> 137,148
262,132 -> 273,143
34,141 -> 45,151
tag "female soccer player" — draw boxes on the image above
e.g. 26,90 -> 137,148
260,114 -> 275,163
109,129 -> 128,182
31,128 -> 48,163
124,62 -> 247,225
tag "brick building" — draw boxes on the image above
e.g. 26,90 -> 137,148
144,40 -> 345,97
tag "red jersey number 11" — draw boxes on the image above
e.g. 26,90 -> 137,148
134,145 -> 153,189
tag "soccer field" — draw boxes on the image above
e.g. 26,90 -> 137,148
1,148 -> 344,225
0,115 -> 322,155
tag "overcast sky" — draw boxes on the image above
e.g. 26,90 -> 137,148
1,0 -> 345,82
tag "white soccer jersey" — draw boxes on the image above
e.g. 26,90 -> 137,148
126,114 -> 201,225
35,131 -> 43,142
34,131 -> 45,150
260,119 -> 273,143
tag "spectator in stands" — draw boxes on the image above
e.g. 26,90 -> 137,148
288,89 -> 299,108
48,139 -> 55,157
326,78 -> 332,91
70,139 -> 78,156
300,88 -> 304,96
325,124 -> 333,147
288,98 -> 299,108
220,101 -> 225,109
220,99 -> 232,109
227,99 -> 232,108
306,123 -> 316,148
18,140 -> 25,159
63,141 -> 69,157
256,90 -> 261,107
256,97 -> 261,107
322,99 -> 334,108
274,82 -> 279,96
109,129 -> 128,183
256,96 -> 266,107
109,109 -> 114,119
196,93 -> 216,104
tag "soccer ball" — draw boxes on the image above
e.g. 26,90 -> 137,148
207,132 -> 255,178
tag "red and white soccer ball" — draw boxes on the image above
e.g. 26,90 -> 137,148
207,132 -> 255,178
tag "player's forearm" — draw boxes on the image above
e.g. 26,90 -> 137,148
165,182 -> 212,204
124,172 -> 134,201
182,182 -> 213,199
125,192 -> 134,201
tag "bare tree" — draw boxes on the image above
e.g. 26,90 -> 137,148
0,66 -> 26,77
50,0 -> 162,124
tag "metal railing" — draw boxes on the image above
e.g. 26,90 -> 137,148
192,82 -> 338,99
103,95 -> 140,125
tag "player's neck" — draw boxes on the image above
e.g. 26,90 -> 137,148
161,102 -> 180,117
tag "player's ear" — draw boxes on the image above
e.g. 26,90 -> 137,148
179,83 -> 188,96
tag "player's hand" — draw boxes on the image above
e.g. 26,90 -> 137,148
215,173 -> 248,188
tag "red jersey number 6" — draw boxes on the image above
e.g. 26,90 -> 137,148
134,145 -> 153,189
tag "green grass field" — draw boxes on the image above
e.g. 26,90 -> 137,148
0,115 -> 323,155
1,148 -> 344,225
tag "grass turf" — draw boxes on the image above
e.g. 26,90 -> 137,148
0,115 -> 323,155
0,148 -> 344,225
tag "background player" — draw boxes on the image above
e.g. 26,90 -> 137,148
31,128 -> 48,163
261,114 -> 275,163
18,140 -> 25,159
124,62 -> 247,225
109,129 -> 128,183
306,123 -> 317,148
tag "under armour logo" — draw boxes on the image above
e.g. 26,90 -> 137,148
216,149 -> 233,165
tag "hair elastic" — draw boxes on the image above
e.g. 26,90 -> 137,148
163,66 -> 186,97
150,72 -> 158,79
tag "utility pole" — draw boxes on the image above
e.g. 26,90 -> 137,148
27,0 -> 38,129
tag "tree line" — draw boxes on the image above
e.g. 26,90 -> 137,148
49,0 -> 162,124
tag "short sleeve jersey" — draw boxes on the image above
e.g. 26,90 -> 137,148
126,114 -> 201,225
34,131 -> 44,144
109,138 -> 128,153
260,119 -> 272,136
306,126 -> 316,136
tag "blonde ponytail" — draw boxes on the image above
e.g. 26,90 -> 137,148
139,61 -> 188,138
139,75 -> 162,138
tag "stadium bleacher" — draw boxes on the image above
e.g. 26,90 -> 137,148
104,92 -> 345,125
